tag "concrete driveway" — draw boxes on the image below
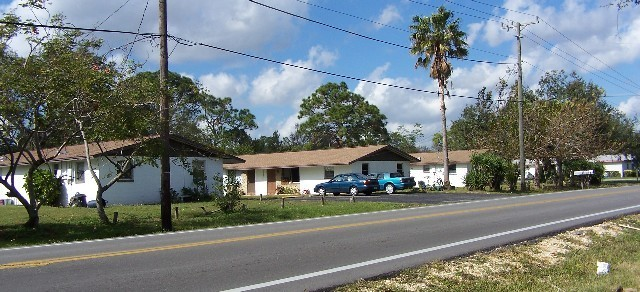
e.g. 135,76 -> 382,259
295,191 -> 515,204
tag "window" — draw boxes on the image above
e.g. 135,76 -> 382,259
423,165 -> 431,173
52,163 -> 60,178
75,162 -> 85,183
192,160 -> 206,186
396,163 -> 403,176
282,168 -> 300,183
118,160 -> 134,181
324,167 -> 334,179
361,163 -> 369,175
449,164 -> 457,174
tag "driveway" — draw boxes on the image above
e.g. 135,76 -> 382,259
294,191 -> 514,204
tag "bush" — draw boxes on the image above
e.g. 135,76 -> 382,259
606,171 -> 621,178
211,176 -> 245,213
624,169 -> 638,177
25,169 -> 62,206
563,159 -> 605,185
276,185 -> 299,194
463,170 -> 489,191
465,152 -> 512,191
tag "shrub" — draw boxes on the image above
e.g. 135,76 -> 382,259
465,152 -> 512,191
624,169 -> 638,177
607,171 -> 621,178
563,159 -> 605,185
276,185 -> 299,194
211,176 -> 245,213
25,169 -> 62,207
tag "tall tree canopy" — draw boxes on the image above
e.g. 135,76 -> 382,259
296,82 -> 389,149
125,71 -> 257,154
410,6 -> 468,188
0,12 -> 122,227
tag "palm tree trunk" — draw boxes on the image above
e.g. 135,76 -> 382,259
439,83 -> 450,189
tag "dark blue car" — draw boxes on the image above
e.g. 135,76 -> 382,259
314,173 -> 379,196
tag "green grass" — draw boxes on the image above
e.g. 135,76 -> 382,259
0,198 -> 420,248
336,214 -> 640,291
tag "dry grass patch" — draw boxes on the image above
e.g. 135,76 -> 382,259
337,215 -> 640,291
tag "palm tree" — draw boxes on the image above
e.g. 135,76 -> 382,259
410,6 -> 468,189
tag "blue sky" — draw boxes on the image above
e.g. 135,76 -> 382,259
2,0 -> 639,147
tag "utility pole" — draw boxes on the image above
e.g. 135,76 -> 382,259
516,22 -> 525,192
503,19 -> 537,192
159,0 -> 172,231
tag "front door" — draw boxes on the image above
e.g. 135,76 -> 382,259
247,170 -> 255,195
267,169 -> 277,195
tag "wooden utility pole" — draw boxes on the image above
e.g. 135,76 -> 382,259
503,19 -> 537,192
516,22 -> 525,192
159,0 -> 172,231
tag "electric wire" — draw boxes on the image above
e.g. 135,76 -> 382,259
169,35 -> 492,101
523,32 -> 639,96
0,19 -> 495,101
294,0 -> 518,63
464,0 -> 640,89
249,0 -> 513,65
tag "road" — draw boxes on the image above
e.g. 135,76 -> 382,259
0,186 -> 639,291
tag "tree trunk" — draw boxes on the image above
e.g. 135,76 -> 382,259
439,83 -> 450,189
556,158 -> 564,187
24,205 -> 40,228
534,160 -> 541,188
96,188 -> 110,224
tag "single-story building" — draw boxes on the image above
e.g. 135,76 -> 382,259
594,154 -> 635,177
0,135 -> 243,206
409,150 -> 487,188
224,145 -> 419,196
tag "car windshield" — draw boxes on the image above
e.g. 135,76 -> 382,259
353,173 -> 368,180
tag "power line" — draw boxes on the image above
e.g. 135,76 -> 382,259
294,0 -> 409,33
523,32 -> 640,96
463,0 -> 640,90
249,0 -> 513,65
0,19 -> 496,102
169,35 -> 493,101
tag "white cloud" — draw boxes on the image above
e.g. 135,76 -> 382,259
618,96 -> 640,119
199,73 -> 248,98
1,0 -> 308,63
374,5 -> 402,29
249,46 -> 337,105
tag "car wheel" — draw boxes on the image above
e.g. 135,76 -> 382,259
349,186 -> 358,196
317,187 -> 326,196
385,183 -> 395,194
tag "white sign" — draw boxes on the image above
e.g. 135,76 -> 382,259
574,170 -> 594,175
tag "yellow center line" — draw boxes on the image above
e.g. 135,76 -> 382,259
0,189 -> 631,270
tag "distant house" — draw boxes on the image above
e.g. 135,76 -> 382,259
0,135 -> 243,206
409,150 -> 487,188
223,145 -> 419,196
595,154 -> 635,177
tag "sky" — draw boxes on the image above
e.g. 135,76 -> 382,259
1,0 -> 639,147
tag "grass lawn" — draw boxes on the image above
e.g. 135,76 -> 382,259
336,214 -> 640,291
0,198 -> 421,248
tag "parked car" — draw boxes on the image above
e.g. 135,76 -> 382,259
368,172 -> 416,194
314,173 -> 380,196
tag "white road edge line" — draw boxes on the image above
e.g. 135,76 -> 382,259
222,204 -> 640,292
0,186 -> 632,252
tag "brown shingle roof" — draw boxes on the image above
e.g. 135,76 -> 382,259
0,135 -> 243,167
225,145 -> 419,170
410,149 -> 488,165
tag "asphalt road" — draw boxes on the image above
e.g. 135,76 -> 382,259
1,186 -> 639,291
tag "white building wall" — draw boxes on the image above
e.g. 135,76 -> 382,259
0,156 -> 224,206
409,163 -> 469,188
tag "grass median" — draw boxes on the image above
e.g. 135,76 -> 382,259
337,214 -> 640,291
0,197 -> 421,248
